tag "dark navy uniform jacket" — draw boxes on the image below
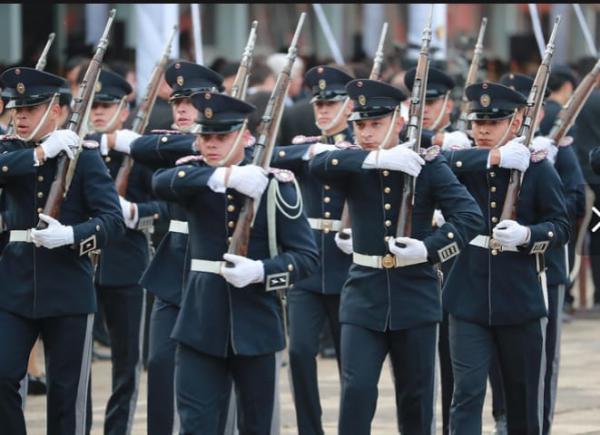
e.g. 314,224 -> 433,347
87,132 -> 167,288
131,131 -> 197,305
0,137 -> 124,318
271,129 -> 353,295
309,146 -> 484,332
442,148 -> 570,325
153,158 -> 320,357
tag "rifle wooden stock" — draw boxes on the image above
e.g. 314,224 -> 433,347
395,8 -> 433,240
500,16 -> 560,222
456,17 -> 487,132
115,25 -> 178,197
36,10 -> 116,230
230,21 -> 258,101
227,13 -> 306,258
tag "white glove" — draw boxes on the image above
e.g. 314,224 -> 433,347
362,140 -> 424,177
41,129 -> 79,160
114,129 -> 141,154
334,229 -> 353,255
119,196 -> 139,229
30,213 -> 75,249
492,219 -> 530,247
530,136 -> 558,165
228,165 -> 269,200
387,237 -> 428,264
442,131 -> 472,151
221,254 -> 265,288
496,136 -> 530,172
433,209 -> 446,227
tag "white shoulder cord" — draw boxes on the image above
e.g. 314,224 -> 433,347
266,176 -> 304,258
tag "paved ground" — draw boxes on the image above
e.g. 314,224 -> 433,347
23,311 -> 600,434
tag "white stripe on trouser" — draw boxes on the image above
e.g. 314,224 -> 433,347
548,284 -> 565,429
430,324 -> 440,435
173,378 -> 180,434
75,313 -> 94,435
224,384 -> 238,435
125,289 -> 147,435
537,317 -> 548,432
271,351 -> 283,435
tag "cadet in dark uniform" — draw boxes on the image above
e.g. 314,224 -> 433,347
309,79 -> 483,434
270,65 -> 354,435
130,61 -> 223,435
0,67 -> 124,434
86,69 -> 166,435
442,82 -> 570,434
152,91 -> 319,434
500,72 -> 585,435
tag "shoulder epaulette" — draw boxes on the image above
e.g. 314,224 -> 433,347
420,145 -> 441,162
0,134 -> 20,141
245,135 -> 256,148
335,141 -> 360,150
292,135 -> 321,145
558,136 -> 573,147
530,149 -> 548,163
268,168 -> 295,183
150,129 -> 184,135
175,154 -> 204,165
82,140 -> 99,149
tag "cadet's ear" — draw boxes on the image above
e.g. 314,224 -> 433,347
344,99 -> 354,117
446,97 -> 454,112
119,105 -> 130,123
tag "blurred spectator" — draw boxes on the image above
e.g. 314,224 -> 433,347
267,53 -> 306,106
64,56 -> 88,99
220,61 -> 241,95
247,58 -> 276,95
109,60 -> 137,109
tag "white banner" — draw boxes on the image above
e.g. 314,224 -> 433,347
135,4 -> 180,105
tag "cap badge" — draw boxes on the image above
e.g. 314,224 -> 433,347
16,83 -> 25,94
204,107 -> 213,119
480,94 -> 491,108
177,75 -> 184,87
204,92 -> 211,100
318,79 -> 326,90
317,66 -> 324,74
358,95 -> 367,106
175,63 -> 181,69
482,82 -> 488,90
95,81 -> 102,93
357,81 -> 363,88
15,68 -> 21,76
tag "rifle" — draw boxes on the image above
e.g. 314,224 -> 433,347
337,22 -> 388,238
227,13 -> 306,258
5,32 -> 56,136
456,17 -> 487,132
36,10 -> 116,229
229,21 -> 258,101
394,7 -> 433,240
114,25 -> 178,197
498,16 -> 561,223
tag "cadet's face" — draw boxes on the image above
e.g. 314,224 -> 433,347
472,116 -> 521,148
171,98 -> 198,129
313,100 -> 351,134
423,96 -> 452,129
91,102 -> 127,131
13,103 -> 60,141
196,129 -> 246,166
353,114 -> 403,151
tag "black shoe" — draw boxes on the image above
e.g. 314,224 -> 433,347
27,374 -> 47,396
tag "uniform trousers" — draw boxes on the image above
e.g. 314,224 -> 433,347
0,309 -> 93,435
449,315 -> 547,435
338,322 -> 438,435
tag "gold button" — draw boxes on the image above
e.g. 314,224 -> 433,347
324,211 -> 331,218
161,136 -> 168,143
227,236 -> 232,244
323,228 -> 330,234
37,192 -> 44,198
548,231 -> 554,238
287,264 -> 294,272
490,186 -> 496,193
227,205 -> 235,212
384,203 -> 391,210
324,197 -> 331,203
456,161 -> 463,168
105,156 -> 111,163
447,232 -> 454,239
491,249 -> 498,256
490,202 -> 496,208
384,187 -> 391,194
96,225 -> 101,231
154,213 -> 160,219
178,170 -> 186,178
382,170 -> 389,177
278,150 -> 286,158
37,207 -> 43,213
37,175 -> 44,182
385,220 -> 392,227
324,185 -> 330,190
491,216 -> 498,223
1,166 -> 7,173
227,194 -> 234,200
331,158 -> 339,166
489,171 -> 495,178
228,221 -> 235,228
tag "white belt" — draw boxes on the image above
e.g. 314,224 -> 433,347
352,252 -> 426,269
308,218 -> 343,232
9,230 -> 32,243
169,220 -> 189,234
190,259 -> 224,274
469,235 -> 519,252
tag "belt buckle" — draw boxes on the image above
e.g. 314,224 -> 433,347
321,219 -> 332,231
489,238 -> 503,252
382,253 -> 396,269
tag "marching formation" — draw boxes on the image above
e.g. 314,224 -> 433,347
1,7 -> 600,435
